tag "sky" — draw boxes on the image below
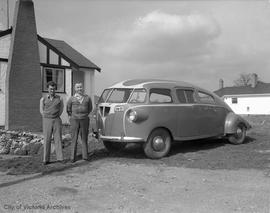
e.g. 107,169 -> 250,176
2,0 -> 270,95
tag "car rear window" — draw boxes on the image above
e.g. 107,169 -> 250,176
176,89 -> 195,103
197,91 -> 215,104
149,88 -> 172,103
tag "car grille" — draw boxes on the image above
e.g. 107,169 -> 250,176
99,106 -> 111,117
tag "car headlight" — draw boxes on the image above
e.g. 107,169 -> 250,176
128,110 -> 137,122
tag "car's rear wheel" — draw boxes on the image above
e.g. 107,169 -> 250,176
143,128 -> 171,159
103,141 -> 127,152
228,123 -> 247,145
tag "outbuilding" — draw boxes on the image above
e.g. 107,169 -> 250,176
214,74 -> 270,115
0,0 -> 100,131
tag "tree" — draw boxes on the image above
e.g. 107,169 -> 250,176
233,73 -> 253,87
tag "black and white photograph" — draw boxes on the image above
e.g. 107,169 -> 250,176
0,0 -> 270,212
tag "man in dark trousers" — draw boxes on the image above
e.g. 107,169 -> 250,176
66,82 -> 92,162
40,81 -> 64,165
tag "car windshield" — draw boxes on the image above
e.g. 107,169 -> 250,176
129,89 -> 146,103
98,89 -> 112,103
107,88 -> 133,103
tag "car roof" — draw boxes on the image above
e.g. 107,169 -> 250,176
110,79 -> 196,89
107,79 -> 231,110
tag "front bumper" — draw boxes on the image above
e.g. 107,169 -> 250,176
100,135 -> 144,143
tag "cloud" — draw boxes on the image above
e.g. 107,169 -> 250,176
105,11 -> 221,63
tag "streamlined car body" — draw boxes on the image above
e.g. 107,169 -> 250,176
96,79 -> 251,159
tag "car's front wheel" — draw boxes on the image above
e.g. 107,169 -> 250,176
228,123 -> 247,145
143,128 -> 171,159
103,141 -> 127,152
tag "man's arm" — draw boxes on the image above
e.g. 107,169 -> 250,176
66,97 -> 72,116
39,97 -> 44,116
59,97 -> 64,116
88,96 -> 93,115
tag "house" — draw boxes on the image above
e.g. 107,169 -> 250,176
0,0 -> 101,131
214,74 -> 270,115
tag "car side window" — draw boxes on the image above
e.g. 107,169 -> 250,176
176,89 -> 195,103
150,88 -> 172,103
185,90 -> 195,103
197,91 -> 215,104
129,89 -> 146,103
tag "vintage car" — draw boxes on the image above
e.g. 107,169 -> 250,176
96,79 -> 251,159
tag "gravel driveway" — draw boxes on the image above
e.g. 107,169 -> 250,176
0,115 -> 269,212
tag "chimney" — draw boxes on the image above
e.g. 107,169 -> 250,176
251,73 -> 258,88
219,79 -> 224,89
5,0 -> 42,131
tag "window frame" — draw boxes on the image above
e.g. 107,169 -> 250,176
98,89 -> 113,103
197,91 -> 216,105
149,88 -> 173,104
42,66 -> 66,93
231,97 -> 238,104
106,88 -> 133,103
128,88 -> 147,104
175,88 -> 196,104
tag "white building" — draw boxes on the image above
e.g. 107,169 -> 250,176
214,74 -> 270,115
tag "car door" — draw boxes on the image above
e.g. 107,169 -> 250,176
175,88 -> 200,138
195,91 -> 221,136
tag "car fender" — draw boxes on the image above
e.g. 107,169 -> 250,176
224,112 -> 251,134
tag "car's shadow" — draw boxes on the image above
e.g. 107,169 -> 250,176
0,136 -> 255,189
91,135 -> 256,159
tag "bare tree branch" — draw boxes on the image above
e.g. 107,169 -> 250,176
233,73 -> 252,86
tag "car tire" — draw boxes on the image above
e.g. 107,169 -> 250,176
228,123 -> 247,145
143,128 -> 171,159
103,141 -> 127,152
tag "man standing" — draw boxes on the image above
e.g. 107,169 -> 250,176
40,81 -> 64,165
67,82 -> 92,162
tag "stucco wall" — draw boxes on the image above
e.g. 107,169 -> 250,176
0,34 -> 10,58
224,95 -> 270,115
0,62 -> 7,126
81,68 -> 95,108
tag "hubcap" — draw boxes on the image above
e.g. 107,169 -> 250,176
236,128 -> 243,138
152,136 -> 165,151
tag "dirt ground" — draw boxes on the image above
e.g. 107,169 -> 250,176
0,115 -> 270,212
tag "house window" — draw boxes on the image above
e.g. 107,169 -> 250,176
43,67 -> 65,92
232,97 -> 238,104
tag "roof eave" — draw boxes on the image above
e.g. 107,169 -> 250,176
79,66 -> 101,72
0,27 -> 12,37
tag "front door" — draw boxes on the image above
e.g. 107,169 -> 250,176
0,62 -> 7,126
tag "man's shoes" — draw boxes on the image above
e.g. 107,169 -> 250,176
43,161 -> 50,165
83,158 -> 90,162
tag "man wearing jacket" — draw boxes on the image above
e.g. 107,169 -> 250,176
40,81 -> 64,165
67,82 -> 92,162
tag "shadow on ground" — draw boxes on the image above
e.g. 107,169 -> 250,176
0,135 -> 257,176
